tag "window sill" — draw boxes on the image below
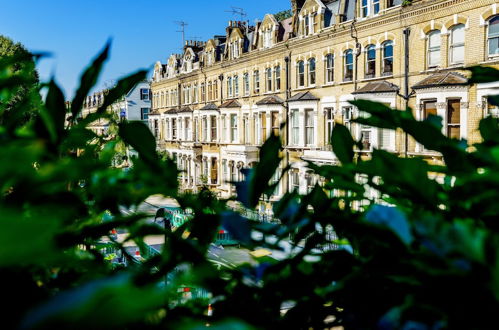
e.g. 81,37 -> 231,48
339,80 -> 353,85
446,64 -> 465,70
420,67 -> 441,74
479,58 -> 499,65
322,82 -> 335,87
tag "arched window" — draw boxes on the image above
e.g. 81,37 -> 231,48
488,16 -> 499,58
382,41 -> 393,75
253,70 -> 260,93
233,75 -> 239,97
449,24 -> 465,64
427,30 -> 441,68
344,50 -> 353,81
227,76 -> 233,98
266,68 -> 272,92
274,66 -> 281,90
297,61 -> 305,87
325,54 -> 334,83
308,58 -> 316,85
365,45 -> 376,78
243,73 -> 250,96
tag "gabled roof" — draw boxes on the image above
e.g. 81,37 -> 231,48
220,99 -> 241,108
288,91 -> 319,102
178,106 -> 193,113
256,95 -> 285,105
200,103 -> 219,110
413,72 -> 468,90
352,81 -> 399,94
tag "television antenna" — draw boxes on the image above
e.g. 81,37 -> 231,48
225,6 -> 247,22
174,21 -> 188,47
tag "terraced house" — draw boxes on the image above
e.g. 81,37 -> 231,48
149,0 -> 499,211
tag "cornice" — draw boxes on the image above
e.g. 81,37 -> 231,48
152,0 -> 490,87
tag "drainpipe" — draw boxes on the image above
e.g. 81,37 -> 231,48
177,82 -> 181,110
403,27 -> 411,158
284,52 -> 291,194
219,73 -> 224,104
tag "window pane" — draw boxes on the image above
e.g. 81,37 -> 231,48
424,101 -> 437,118
447,100 -> 461,124
429,31 -> 441,48
489,37 -> 499,56
451,25 -> 465,44
384,42 -> 393,58
367,46 -> 376,60
429,50 -> 440,67
489,16 -> 499,36
452,45 -> 465,63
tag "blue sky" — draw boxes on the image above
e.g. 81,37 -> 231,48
0,0 -> 290,98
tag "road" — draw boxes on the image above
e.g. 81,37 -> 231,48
117,195 -> 258,270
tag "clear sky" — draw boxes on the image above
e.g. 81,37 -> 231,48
0,0 -> 291,99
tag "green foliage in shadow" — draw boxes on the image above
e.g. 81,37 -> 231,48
1,39 -> 499,329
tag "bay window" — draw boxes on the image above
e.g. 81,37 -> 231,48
210,115 -> 217,142
447,99 -> 461,139
305,109 -> 314,145
271,111 -> 279,136
291,109 -> 300,145
230,114 -> 238,143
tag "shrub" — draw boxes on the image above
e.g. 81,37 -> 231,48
1,43 -> 498,329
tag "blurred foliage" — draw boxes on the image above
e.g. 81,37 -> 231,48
1,40 -> 499,330
0,35 -> 41,127
274,9 -> 293,22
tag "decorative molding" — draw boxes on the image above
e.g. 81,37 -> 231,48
437,102 -> 447,110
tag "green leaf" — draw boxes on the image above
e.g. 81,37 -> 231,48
331,124 -> 355,164
221,211 -> 252,246
0,208 -> 64,266
40,79 -> 67,144
235,134 -> 282,208
21,275 -> 165,329
488,95 -> 499,107
479,116 -> 499,144
364,205 -> 413,245
468,66 -> 499,84
71,41 -> 111,119
118,121 -> 157,163
95,70 -> 147,115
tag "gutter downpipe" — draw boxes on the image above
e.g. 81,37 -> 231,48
403,27 -> 411,158
284,52 -> 291,193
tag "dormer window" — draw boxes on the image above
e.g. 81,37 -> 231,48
263,29 -> 272,48
305,16 -> 311,36
231,41 -> 240,59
